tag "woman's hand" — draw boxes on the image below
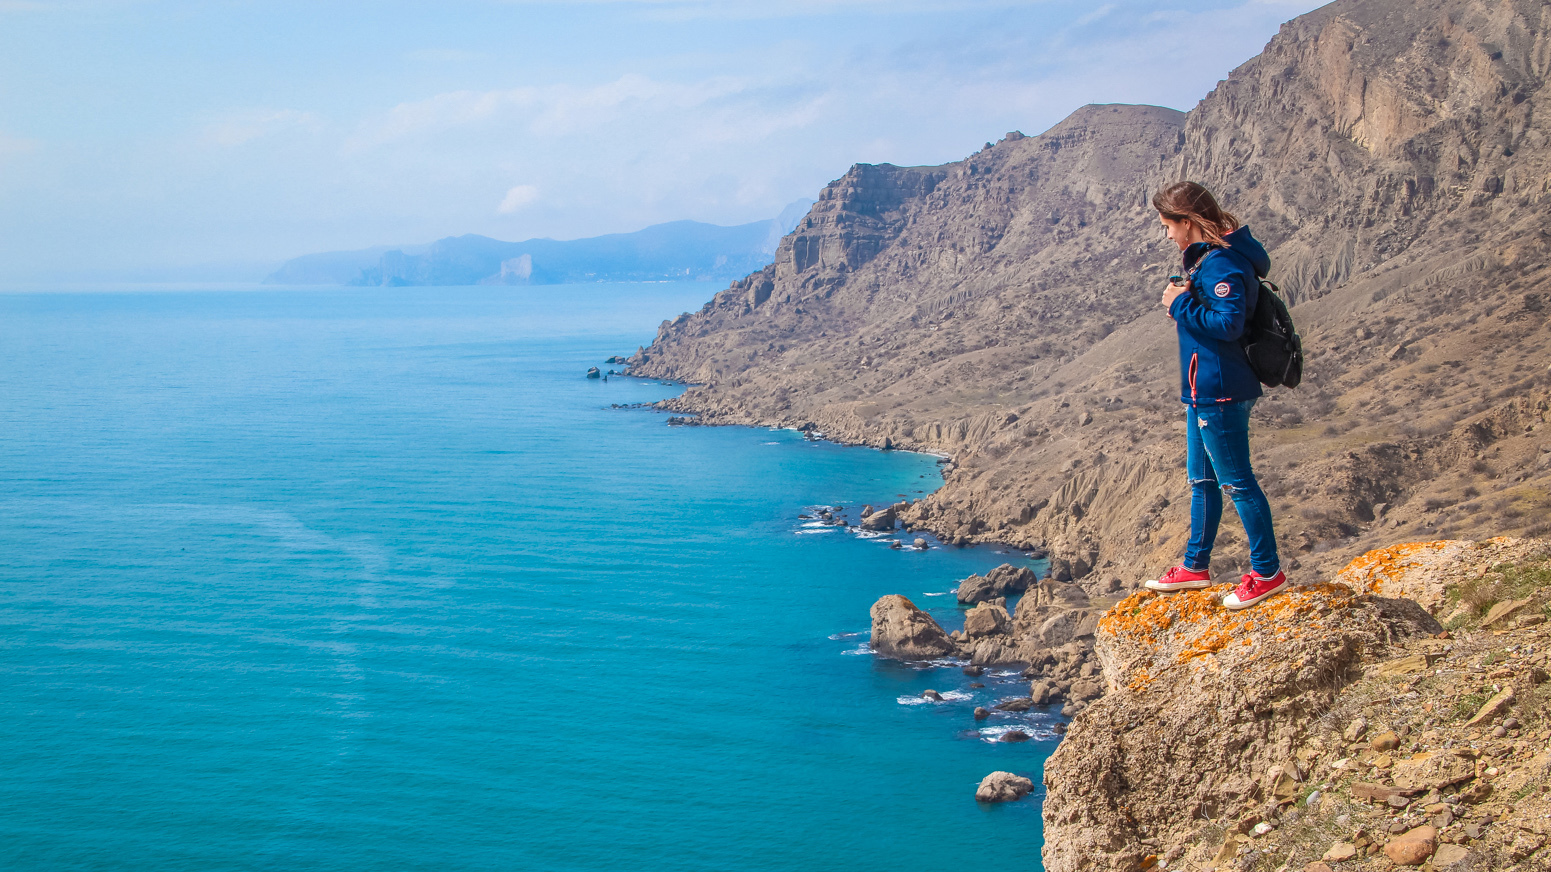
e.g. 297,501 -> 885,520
1162,281 -> 1189,312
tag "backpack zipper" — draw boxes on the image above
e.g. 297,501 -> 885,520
1189,352 -> 1199,402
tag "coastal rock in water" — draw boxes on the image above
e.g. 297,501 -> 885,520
1000,730 -> 1031,743
963,603 -> 1011,638
585,366 -> 601,379
914,538 -> 928,550
1041,583 -> 1442,872
975,771 -> 1034,803
860,507 -> 897,531
974,706 -> 990,720
869,595 -> 958,661
956,563 -> 1036,604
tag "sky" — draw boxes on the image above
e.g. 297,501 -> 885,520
0,0 -> 1327,283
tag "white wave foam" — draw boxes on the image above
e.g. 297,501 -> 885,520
840,644 -> 872,656
795,529 -> 837,535
976,723 -> 1057,743
828,631 -> 867,640
921,591 -> 955,597
896,690 -> 973,706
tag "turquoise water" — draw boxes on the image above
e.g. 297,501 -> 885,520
0,284 -> 1055,871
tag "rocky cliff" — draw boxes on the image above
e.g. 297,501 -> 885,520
1040,538 -> 1551,872
631,0 -> 1551,590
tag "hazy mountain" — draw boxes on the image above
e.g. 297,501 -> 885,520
264,202 -> 816,287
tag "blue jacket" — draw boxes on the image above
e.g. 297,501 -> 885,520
1169,226 -> 1270,406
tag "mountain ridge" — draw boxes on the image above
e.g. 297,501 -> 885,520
630,0 -> 1551,590
265,202 -> 815,286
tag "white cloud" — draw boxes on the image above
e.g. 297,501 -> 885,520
497,185 -> 540,213
350,73 -> 759,150
200,109 -> 320,148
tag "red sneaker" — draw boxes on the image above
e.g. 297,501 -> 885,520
1143,565 -> 1213,592
1222,570 -> 1288,609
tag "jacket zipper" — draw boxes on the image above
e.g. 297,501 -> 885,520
1189,352 -> 1199,403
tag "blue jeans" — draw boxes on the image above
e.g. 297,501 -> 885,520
1183,400 -> 1280,577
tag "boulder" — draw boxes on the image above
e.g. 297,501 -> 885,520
974,706 -> 990,720
1016,579 -> 1092,615
995,697 -> 1034,712
963,603 -> 1011,638
975,771 -> 1033,802
1037,609 -> 1097,647
1431,844 -> 1469,867
1480,597 -> 1533,628
1068,679 -> 1103,703
1322,843 -> 1358,863
1370,730 -> 1400,752
914,538 -> 929,550
1000,730 -> 1031,743
1464,686 -> 1514,728
860,507 -> 897,531
868,595 -> 958,660
922,689 -> 944,701
956,563 -> 1036,604
1382,825 -> 1436,866
585,366 -> 601,378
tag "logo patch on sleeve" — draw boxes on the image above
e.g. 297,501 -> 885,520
1213,281 -> 1232,298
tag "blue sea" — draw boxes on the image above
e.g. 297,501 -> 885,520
0,284 -> 1055,871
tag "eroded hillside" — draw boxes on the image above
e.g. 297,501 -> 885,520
632,0 -> 1551,590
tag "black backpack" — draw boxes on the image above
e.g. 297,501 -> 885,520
1242,280 -> 1303,388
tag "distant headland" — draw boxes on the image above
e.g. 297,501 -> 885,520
265,200 -> 814,287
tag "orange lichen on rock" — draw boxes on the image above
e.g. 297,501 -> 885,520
1097,582 -> 1360,664
1097,587 -> 1229,643
1336,540 -> 1456,594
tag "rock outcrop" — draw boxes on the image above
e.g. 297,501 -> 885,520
868,594 -> 957,660
975,771 -> 1034,803
627,0 -> 1551,586
1043,539 -> 1551,872
957,563 -> 1036,604
1042,581 -> 1442,872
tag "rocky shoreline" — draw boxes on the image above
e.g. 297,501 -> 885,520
865,536 -> 1551,872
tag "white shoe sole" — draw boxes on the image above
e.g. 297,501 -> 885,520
1144,579 -> 1212,592
1222,580 -> 1287,610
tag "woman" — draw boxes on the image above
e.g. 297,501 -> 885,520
1142,181 -> 1285,609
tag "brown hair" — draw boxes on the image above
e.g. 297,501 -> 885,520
1152,181 -> 1239,246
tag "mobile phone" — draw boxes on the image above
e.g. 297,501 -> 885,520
1168,274 -> 1186,286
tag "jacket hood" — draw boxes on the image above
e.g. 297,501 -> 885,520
1222,226 -> 1270,278
1184,225 -> 1270,279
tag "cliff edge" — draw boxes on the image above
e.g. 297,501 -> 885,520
1044,538 -> 1551,872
